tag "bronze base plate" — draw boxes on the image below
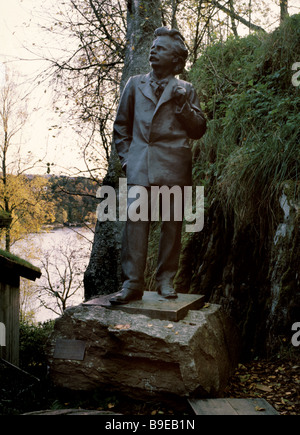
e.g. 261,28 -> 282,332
84,291 -> 205,322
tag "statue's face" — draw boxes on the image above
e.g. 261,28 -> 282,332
149,36 -> 177,73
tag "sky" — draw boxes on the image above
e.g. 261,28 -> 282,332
0,0 -> 85,176
1,0 -> 299,176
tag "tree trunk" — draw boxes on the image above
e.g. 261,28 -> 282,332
2,131 -> 11,252
280,0 -> 288,23
84,0 -> 162,300
229,0 -> 238,37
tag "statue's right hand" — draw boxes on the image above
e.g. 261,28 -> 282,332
172,86 -> 187,107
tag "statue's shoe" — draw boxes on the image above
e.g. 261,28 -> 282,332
109,288 -> 143,305
157,284 -> 178,299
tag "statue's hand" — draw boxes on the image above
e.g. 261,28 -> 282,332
172,86 -> 187,107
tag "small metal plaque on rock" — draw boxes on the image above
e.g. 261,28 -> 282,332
53,339 -> 86,361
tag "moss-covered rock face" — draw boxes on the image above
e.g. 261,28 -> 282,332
266,185 -> 300,353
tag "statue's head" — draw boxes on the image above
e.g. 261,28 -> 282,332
149,27 -> 188,75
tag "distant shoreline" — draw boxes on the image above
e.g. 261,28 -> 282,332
42,222 -> 94,231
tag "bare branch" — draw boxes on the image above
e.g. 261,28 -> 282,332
210,0 -> 266,32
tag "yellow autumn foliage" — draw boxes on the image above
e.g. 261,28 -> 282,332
0,174 -> 56,249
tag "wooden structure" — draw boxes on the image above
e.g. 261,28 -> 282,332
0,249 -> 41,366
188,398 -> 279,415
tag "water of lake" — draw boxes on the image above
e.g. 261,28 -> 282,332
14,226 -> 94,323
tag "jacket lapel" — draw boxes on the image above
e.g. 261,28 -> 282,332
138,73 -> 157,106
138,74 -> 179,115
154,76 -> 177,115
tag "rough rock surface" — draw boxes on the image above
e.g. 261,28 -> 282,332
47,303 -> 239,399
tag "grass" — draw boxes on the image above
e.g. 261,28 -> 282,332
189,14 -> 300,239
0,248 -> 41,274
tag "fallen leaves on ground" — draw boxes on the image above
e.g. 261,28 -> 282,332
224,359 -> 300,415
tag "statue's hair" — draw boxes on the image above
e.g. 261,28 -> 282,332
153,27 -> 188,74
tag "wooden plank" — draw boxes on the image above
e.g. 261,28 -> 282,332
188,398 -> 279,415
0,269 -> 20,287
227,398 -> 279,415
189,398 -> 239,415
0,281 -> 20,366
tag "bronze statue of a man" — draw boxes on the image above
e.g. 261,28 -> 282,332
110,27 -> 207,305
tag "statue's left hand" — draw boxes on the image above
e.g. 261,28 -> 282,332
172,86 -> 187,107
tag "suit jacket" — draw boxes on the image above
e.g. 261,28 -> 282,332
113,72 -> 206,186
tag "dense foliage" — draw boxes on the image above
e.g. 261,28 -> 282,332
0,174 -> 98,251
19,320 -> 54,380
49,175 -> 98,224
190,14 -> 300,237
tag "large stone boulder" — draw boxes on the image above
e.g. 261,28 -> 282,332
47,302 -> 239,400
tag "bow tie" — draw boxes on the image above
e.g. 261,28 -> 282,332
150,78 -> 169,99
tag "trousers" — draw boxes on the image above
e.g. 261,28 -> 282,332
121,186 -> 184,291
